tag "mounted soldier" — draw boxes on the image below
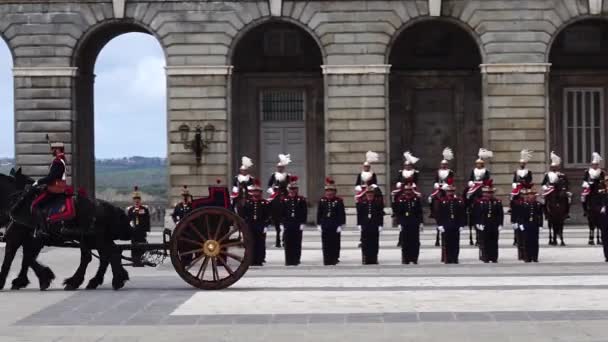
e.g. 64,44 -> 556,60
242,179 -> 271,266
392,151 -> 421,247
267,154 -> 291,248
464,148 -> 493,246
540,152 -> 572,246
510,149 -> 533,246
355,150 -> 379,202
171,186 -> 193,224
393,183 -> 423,264
437,179 -> 466,264
582,152 -> 606,245
126,186 -> 150,267
280,176 -> 307,266
474,180 -> 503,263
428,147 -> 454,246
231,156 -> 254,215
316,177 -> 346,266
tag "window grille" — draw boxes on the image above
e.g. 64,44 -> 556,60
260,90 -> 305,121
563,88 -> 605,167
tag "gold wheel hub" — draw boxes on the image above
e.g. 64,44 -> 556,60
203,240 -> 221,257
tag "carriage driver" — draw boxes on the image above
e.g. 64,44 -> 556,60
127,186 -> 151,267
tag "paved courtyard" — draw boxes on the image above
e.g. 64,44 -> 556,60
1,226 -> 608,341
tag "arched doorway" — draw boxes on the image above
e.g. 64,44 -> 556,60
389,20 -> 482,194
549,19 -> 608,170
0,38 -> 13,173
73,23 -> 167,207
231,21 -> 324,201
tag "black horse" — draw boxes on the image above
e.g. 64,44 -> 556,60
0,169 -> 131,290
544,186 -> 569,246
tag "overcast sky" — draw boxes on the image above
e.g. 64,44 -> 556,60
0,33 -> 167,159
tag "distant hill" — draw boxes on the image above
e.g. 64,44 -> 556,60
0,158 -> 14,174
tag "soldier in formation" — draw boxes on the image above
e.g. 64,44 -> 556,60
242,179 -> 271,266
281,176 -> 307,266
268,154 -> 292,248
393,183 -> 423,264
171,186 -> 193,223
316,177 -> 346,266
510,150 -> 533,246
600,176 -> 608,261
473,180 -> 504,263
356,186 -> 385,264
514,187 -> 544,262
437,179 -> 466,264
126,186 -> 150,267
582,152 -> 606,213
231,156 -> 255,212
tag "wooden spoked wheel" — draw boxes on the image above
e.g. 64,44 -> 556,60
170,207 -> 252,290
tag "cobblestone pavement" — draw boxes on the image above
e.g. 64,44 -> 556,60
1,226 -> 607,341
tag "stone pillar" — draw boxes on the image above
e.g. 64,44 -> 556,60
322,64 -> 391,208
481,63 -> 551,200
166,65 -> 232,205
13,67 -> 77,182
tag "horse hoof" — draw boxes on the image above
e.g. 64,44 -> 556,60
560,242 -> 566,246
64,284 -> 78,291
435,242 -> 440,247
589,241 -> 595,245
11,278 -> 30,290
62,278 -> 82,291
112,279 -> 127,290
38,268 -> 55,291
85,279 -> 102,290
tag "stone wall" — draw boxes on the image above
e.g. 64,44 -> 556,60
0,0 -> 605,206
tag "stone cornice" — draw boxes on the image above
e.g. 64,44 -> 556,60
165,65 -> 234,76
480,63 -> 551,74
321,64 -> 391,75
13,67 -> 78,77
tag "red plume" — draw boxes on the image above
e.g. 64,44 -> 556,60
325,177 -> 334,185
446,178 -> 454,185
290,175 -> 299,182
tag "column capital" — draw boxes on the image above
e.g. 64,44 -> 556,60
480,63 -> 551,74
13,67 -> 78,77
165,65 -> 234,76
321,64 -> 391,75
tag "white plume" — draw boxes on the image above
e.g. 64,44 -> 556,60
520,149 -> 533,163
365,151 -> 379,164
278,154 -> 291,166
442,147 -> 454,161
550,151 -> 561,166
592,152 -> 603,164
478,148 -> 494,160
403,151 -> 419,165
241,156 -> 253,169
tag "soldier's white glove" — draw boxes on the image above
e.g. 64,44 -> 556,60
583,181 -> 590,189
300,224 -> 305,231
427,196 -> 433,204
437,226 -> 445,233
498,225 -> 503,231
601,206 -> 606,214
398,224 -> 403,232
512,183 -> 518,189
357,225 -> 362,232
130,221 -> 135,228
317,225 -> 322,232
355,185 -> 362,192
542,185 -> 548,191
232,186 -> 238,193
477,225 -> 485,231
519,224 -> 525,231
32,180 -> 39,187
434,183 -> 440,190
468,181 -> 474,187
280,224 -> 284,230
336,226 -> 342,233
378,226 -> 383,232
419,223 -> 424,232
512,223 -> 518,230
267,188 -> 275,195
263,227 -> 268,234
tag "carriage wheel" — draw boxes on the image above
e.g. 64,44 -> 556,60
170,207 -> 253,290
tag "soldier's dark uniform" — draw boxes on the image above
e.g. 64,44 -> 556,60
172,186 -> 193,223
243,195 -> 271,266
438,194 -> 466,264
356,193 -> 385,265
474,195 -> 504,263
516,194 -> 544,263
281,192 -> 307,266
268,171 -> 291,248
127,195 -> 150,267
317,195 -> 346,266
582,168 -> 606,212
393,190 -> 423,264
600,187 -> 608,261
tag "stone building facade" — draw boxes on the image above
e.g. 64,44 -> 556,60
5,0 -> 608,220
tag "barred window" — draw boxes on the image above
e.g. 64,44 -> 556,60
260,90 -> 305,121
563,88 -> 605,167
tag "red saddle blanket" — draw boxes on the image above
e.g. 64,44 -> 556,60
31,187 -> 77,223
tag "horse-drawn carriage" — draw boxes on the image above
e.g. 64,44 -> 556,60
0,169 -> 253,291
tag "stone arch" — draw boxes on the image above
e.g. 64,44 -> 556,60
387,18 -> 483,197
227,16 -> 327,66
230,19 -> 325,204
386,16 -> 486,65
71,19 -> 167,194
545,15 -> 608,63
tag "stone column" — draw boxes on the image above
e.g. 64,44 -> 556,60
13,67 -> 77,182
322,64 -> 391,209
481,63 -> 551,200
166,65 -> 232,205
